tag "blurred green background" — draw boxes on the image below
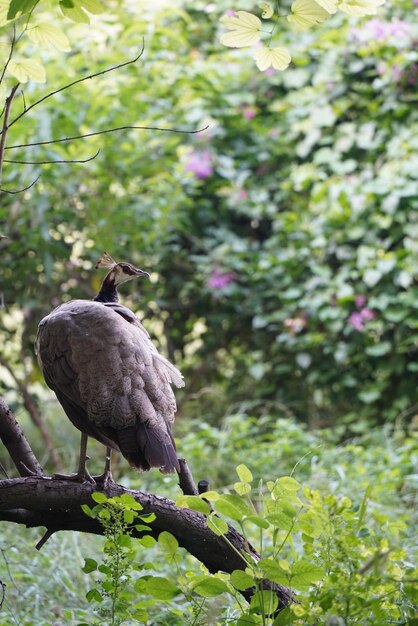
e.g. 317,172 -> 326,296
0,0 -> 417,624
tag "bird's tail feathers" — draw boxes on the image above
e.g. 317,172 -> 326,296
117,424 -> 179,474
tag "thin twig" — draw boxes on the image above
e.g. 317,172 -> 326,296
0,83 -> 19,190
5,124 -> 209,150
5,43 -> 145,133
0,174 -> 41,194
0,26 -> 16,89
4,148 -> 100,164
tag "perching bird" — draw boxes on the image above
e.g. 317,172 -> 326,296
35,252 -> 184,482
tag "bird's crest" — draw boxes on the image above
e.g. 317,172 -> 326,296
95,251 -> 117,270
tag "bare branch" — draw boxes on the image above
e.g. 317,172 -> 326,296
0,174 -> 41,195
5,124 -> 209,150
0,398 -> 44,477
0,83 -> 19,189
177,458 -> 199,496
5,43 -> 145,132
3,149 -> 100,165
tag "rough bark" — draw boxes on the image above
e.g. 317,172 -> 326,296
0,397 -> 294,609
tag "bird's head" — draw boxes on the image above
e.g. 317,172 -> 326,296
94,252 -> 149,302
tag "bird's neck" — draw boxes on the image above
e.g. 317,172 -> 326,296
93,278 -> 119,303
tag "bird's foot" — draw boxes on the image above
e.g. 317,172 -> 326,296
92,469 -> 115,490
52,470 -> 96,485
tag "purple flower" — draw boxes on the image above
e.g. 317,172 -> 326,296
355,295 -> 366,309
348,307 -> 375,331
207,268 -> 236,290
351,18 -> 410,44
184,151 -> 213,179
348,311 -> 364,331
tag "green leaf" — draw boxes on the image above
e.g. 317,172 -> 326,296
244,514 -> 270,529
258,558 -> 289,586
82,558 -> 97,573
176,495 -> 211,515
158,531 -> 178,556
230,569 -> 255,591
139,512 -> 156,523
116,534 -> 131,547
236,464 -> 253,483
81,504 -> 93,517
7,0 -> 37,20
219,11 -> 261,48
143,576 -> 179,600
234,481 -> 252,495
78,0 -> 104,14
91,492 -> 107,504
59,0 -> 90,23
365,341 -> 391,357
8,59 -> 46,83
86,588 -> 103,603
207,514 -> 229,536
214,494 -> 253,521
119,494 -> 143,510
290,560 -> 325,591
193,576 -> 230,598
26,23 -> 71,51
139,535 -> 156,548
249,590 -> 278,615
123,509 -> 135,524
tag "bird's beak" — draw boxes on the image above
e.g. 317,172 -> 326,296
132,267 -> 150,278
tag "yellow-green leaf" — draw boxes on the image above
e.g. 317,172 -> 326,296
259,2 -> 274,18
315,0 -> 338,12
59,1 -> 90,23
287,0 -> 329,29
78,0 -> 104,14
8,58 -> 46,83
0,0 -> 11,26
219,11 -> 261,48
236,464 -> 253,483
338,0 -> 385,16
254,46 -> 291,71
27,23 -> 71,51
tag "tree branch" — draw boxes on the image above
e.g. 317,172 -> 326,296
4,44 -> 145,133
0,398 -> 294,610
0,83 -> 19,190
3,149 -> 100,165
0,174 -> 41,195
0,477 -> 294,609
4,124 -> 209,151
0,397 -> 43,477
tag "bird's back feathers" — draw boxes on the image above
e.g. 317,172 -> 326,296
36,299 -> 183,473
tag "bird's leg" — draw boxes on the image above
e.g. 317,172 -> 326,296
93,447 -> 114,488
52,433 -> 95,484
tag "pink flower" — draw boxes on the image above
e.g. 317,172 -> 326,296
360,308 -> 374,322
184,151 -> 213,179
243,107 -> 256,120
238,189 -> 248,200
207,268 -> 236,290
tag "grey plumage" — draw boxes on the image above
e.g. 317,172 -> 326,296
36,292 -> 184,475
